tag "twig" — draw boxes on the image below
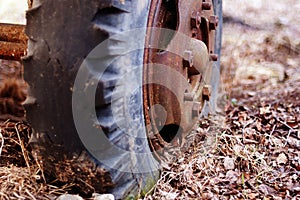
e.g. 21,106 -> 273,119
15,123 -> 31,171
277,119 -> 294,131
284,129 -> 292,147
25,189 -> 37,200
144,182 -> 157,197
276,119 -> 294,147
0,129 -> 4,157
78,178 -> 94,191
242,120 -> 254,144
48,183 -> 75,195
34,159 -> 46,182
13,192 -> 26,199
137,176 -> 143,199
267,125 -> 277,145
270,125 -> 276,136
0,192 -> 9,199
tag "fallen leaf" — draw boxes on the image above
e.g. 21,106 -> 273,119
276,153 -> 288,165
159,190 -> 178,199
260,106 -> 272,115
248,193 -> 259,199
258,184 -> 275,195
224,157 -> 235,170
225,170 -> 239,183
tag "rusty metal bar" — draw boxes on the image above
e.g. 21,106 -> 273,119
0,23 -> 27,43
0,41 -> 27,61
0,23 -> 27,60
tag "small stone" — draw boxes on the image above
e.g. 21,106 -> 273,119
93,193 -> 115,200
57,194 -> 84,200
233,145 -> 244,154
226,170 -> 239,183
276,153 -> 288,165
224,157 -> 235,170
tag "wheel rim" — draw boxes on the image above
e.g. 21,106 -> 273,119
143,0 -> 218,153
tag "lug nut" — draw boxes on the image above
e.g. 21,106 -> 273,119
183,50 -> 193,67
210,54 -> 218,61
202,2 -> 212,10
191,28 -> 198,38
202,84 -> 212,101
184,92 -> 194,101
192,102 -> 202,118
209,15 -> 219,30
191,11 -> 201,28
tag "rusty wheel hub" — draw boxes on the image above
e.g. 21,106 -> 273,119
143,0 -> 218,152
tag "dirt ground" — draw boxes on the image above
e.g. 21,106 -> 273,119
0,0 -> 299,199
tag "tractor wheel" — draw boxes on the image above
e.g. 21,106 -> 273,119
23,0 -> 222,198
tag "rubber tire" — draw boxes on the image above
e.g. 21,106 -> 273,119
23,0 -> 158,199
209,0 -> 223,112
23,0 -> 223,198
213,0 -> 223,60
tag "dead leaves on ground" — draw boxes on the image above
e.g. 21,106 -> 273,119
146,91 -> 299,199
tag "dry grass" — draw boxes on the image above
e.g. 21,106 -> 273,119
0,119 -> 114,199
0,121 -> 73,200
